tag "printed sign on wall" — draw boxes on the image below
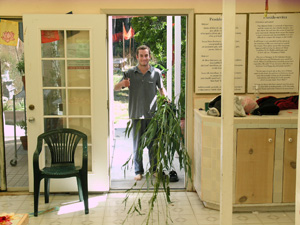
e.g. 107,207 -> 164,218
248,13 -> 300,93
195,14 -> 247,93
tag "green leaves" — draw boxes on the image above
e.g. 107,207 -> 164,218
131,16 -> 167,66
125,120 -> 133,138
122,95 -> 192,225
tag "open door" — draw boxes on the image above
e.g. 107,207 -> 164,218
23,14 -> 109,192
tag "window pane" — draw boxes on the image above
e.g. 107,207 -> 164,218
41,30 -> 64,58
68,89 -> 91,115
74,146 -> 92,171
42,60 -> 65,87
67,30 -> 90,58
44,118 -> 66,132
43,89 -> 66,115
69,118 -> 91,143
67,60 -> 90,87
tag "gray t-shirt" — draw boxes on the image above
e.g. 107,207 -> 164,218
124,65 -> 163,119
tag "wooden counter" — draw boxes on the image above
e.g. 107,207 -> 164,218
194,109 -> 298,212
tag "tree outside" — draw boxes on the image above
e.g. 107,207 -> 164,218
0,41 -> 25,111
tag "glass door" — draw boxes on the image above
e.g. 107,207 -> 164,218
24,14 -> 109,192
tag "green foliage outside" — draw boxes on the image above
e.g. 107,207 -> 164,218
131,16 -> 186,70
131,16 -> 168,67
0,47 -> 22,79
0,42 -> 25,114
15,100 -> 25,111
16,120 -> 27,132
16,54 -> 25,75
2,102 -> 11,111
0,43 -> 24,81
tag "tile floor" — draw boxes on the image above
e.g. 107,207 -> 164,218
1,122 -> 296,224
4,140 -> 29,188
0,191 -> 296,225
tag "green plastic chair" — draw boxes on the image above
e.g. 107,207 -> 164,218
33,128 -> 89,216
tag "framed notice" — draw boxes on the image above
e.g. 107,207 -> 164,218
195,14 -> 247,93
248,13 -> 300,93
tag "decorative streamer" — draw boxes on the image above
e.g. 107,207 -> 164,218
264,0 -> 269,17
0,19 -> 19,46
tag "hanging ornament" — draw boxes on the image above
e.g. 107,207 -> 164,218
264,0 -> 269,17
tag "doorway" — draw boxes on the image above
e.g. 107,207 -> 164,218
108,15 -> 187,190
0,19 -> 28,191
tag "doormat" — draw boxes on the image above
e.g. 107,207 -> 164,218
28,206 -> 60,217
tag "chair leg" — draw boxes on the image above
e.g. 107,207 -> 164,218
76,177 -> 83,202
78,175 -> 89,214
44,178 -> 50,203
34,177 -> 41,217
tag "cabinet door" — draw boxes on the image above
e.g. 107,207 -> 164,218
283,128 -> 297,203
235,129 -> 275,204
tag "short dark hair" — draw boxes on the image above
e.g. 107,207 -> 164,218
136,45 -> 151,56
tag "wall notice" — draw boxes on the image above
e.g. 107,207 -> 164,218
195,14 -> 246,93
248,13 -> 300,93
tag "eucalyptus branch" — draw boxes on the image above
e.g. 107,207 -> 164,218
122,95 -> 192,225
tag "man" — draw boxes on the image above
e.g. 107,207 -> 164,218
114,45 -> 167,181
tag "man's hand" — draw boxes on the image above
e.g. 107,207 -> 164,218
114,78 -> 130,91
123,78 -> 130,88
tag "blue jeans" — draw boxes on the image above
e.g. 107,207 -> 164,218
132,119 -> 157,175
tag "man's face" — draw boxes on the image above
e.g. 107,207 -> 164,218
136,49 -> 151,66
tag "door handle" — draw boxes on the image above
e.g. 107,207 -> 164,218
29,104 -> 35,110
28,117 -> 35,122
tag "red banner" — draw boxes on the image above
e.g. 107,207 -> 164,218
123,25 -> 135,41
41,30 -> 60,43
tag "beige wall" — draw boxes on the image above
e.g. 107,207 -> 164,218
0,0 -> 299,16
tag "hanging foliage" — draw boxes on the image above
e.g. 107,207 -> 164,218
122,95 -> 192,225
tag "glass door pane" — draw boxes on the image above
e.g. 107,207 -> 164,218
41,30 -> 92,170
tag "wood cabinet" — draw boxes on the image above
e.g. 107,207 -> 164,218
235,129 -> 275,204
194,109 -> 298,211
283,128 -> 297,203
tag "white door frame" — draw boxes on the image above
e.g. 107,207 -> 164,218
101,9 -> 194,191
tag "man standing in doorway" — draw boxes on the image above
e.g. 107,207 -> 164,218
114,45 -> 167,181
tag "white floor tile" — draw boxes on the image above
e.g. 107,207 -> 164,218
196,214 -> 220,225
255,212 -> 293,224
39,217 -> 73,225
103,216 -> 134,225
71,216 -> 104,225
28,216 -> 44,225
285,211 -> 295,222
169,204 -> 195,216
233,213 -> 261,224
